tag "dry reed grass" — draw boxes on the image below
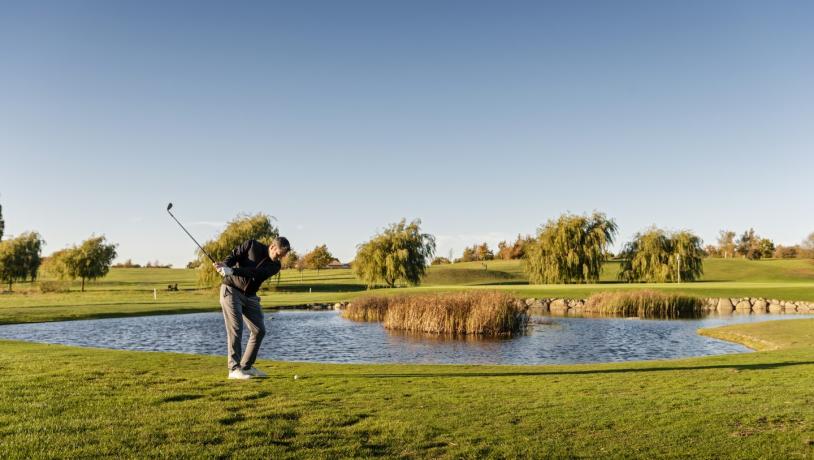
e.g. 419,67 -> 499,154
342,291 -> 528,336
584,290 -> 704,318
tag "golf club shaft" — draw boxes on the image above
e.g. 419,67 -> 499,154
167,210 -> 217,264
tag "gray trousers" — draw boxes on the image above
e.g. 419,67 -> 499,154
219,285 -> 266,371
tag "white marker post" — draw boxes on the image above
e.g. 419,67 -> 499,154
153,288 -> 157,300
676,254 -> 681,284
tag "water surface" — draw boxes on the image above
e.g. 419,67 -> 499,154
0,310 -> 809,365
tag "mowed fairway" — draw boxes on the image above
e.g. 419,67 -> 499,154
1,320 -> 813,458
0,260 -> 813,457
1,258 -> 813,324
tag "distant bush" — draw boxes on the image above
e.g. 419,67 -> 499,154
431,257 -> 451,265
456,243 -> 494,262
113,259 -> 142,268
343,291 -> 528,337
584,291 -> 704,319
735,229 -> 774,260
186,259 -> 201,269
144,260 -> 172,268
773,245 -> 800,259
496,235 -> 533,260
39,280 -> 70,293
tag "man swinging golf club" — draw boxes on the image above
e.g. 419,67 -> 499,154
214,237 -> 290,380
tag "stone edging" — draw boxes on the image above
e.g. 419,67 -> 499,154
521,297 -> 814,315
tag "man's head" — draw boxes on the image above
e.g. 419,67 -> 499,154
269,236 -> 291,260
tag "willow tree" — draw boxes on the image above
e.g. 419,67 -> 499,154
0,232 -> 45,291
197,213 -> 279,287
354,219 -> 436,288
618,228 -> 704,283
46,236 -> 117,291
524,212 -> 617,284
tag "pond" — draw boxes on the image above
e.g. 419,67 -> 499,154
0,311 -> 810,365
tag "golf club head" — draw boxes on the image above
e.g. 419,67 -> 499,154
166,202 -> 173,212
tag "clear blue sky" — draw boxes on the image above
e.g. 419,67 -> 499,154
1,1 -> 812,267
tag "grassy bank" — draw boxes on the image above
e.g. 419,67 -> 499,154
1,319 -> 813,457
0,258 -> 813,325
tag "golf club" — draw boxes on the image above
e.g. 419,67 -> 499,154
165,202 -> 217,264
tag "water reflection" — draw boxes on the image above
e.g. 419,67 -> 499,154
0,310 -> 810,365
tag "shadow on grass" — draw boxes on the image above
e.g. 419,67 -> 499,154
320,361 -> 814,379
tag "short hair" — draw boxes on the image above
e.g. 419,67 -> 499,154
274,236 -> 291,252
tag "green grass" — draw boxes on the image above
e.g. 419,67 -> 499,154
1,260 -> 814,456
2,319 -> 814,457
0,258 -> 812,325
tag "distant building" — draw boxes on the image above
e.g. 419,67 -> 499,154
327,260 -> 351,269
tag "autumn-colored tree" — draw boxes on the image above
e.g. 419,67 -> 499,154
303,244 -> 334,275
716,230 -> 736,258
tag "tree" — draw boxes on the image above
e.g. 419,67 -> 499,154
716,230 -> 736,258
186,259 -> 201,269
618,228 -> 704,283
524,212 -> 617,284
281,250 -> 300,270
457,246 -> 477,263
431,257 -> 451,265
801,232 -> 814,259
18,232 -> 44,281
303,244 -> 334,275
474,243 -> 494,261
0,200 -> 4,241
735,229 -> 773,260
54,236 -> 118,292
774,245 -> 799,259
196,213 -> 279,287
704,244 -> 720,258
0,232 -> 44,291
40,249 -> 70,280
353,219 -> 436,288
496,241 -> 510,260
757,238 -> 775,259
294,256 -> 307,281
457,242 -> 495,262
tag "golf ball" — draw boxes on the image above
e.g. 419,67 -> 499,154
294,375 -> 299,380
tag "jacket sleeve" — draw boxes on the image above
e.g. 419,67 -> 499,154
222,240 -> 251,267
231,262 -> 277,279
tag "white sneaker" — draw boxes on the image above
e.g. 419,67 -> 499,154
244,367 -> 268,378
228,368 -> 253,380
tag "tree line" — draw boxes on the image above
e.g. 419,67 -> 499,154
706,229 -> 814,260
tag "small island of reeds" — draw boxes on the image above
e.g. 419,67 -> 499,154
342,291 -> 529,337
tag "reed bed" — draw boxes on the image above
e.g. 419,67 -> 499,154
584,290 -> 705,319
342,291 -> 529,336
341,296 -> 391,322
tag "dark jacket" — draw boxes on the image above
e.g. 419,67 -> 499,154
221,239 -> 281,296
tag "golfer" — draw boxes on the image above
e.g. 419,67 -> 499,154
214,237 -> 290,380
